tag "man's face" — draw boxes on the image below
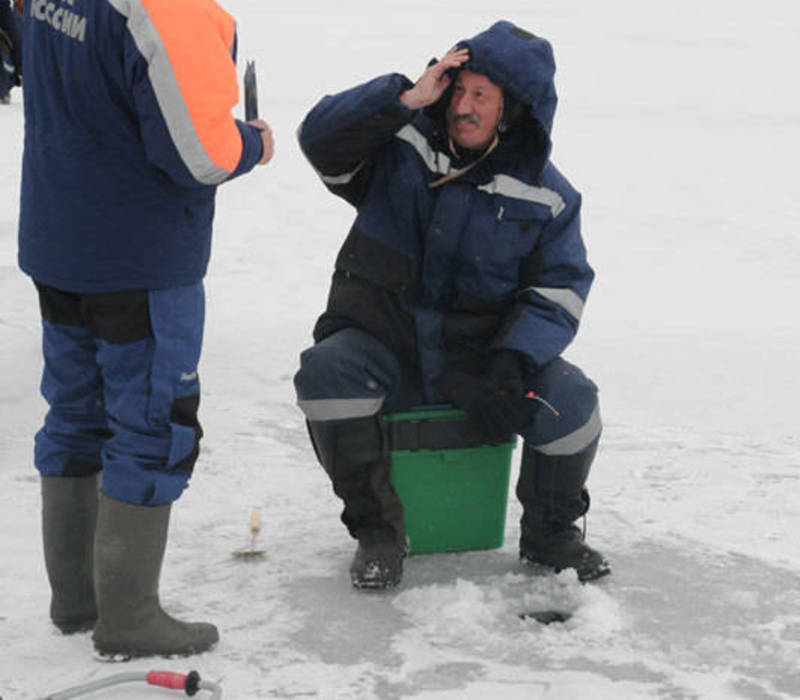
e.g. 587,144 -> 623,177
446,70 -> 503,151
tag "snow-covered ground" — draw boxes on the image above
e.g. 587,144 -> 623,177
2,1 -> 799,698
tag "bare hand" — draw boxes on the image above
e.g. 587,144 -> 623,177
248,119 -> 274,165
399,47 -> 469,111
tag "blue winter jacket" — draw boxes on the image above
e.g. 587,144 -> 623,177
18,0 -> 264,293
299,21 -> 594,401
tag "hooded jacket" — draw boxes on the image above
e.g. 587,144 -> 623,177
17,0 -> 263,293
298,21 -> 594,401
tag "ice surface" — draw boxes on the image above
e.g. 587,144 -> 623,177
1,0 -> 799,697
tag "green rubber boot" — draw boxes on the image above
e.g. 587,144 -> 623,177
92,494 -> 218,658
41,474 -> 99,633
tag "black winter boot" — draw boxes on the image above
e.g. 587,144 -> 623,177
41,474 -> 99,633
92,494 -> 218,658
308,416 -> 407,589
350,527 -> 405,589
517,440 -> 610,582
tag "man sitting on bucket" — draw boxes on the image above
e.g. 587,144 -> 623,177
295,21 -> 609,589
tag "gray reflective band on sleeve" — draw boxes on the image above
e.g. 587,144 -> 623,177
297,397 -> 384,421
319,160 -> 366,185
108,0 -> 231,185
478,174 -> 566,217
395,125 -> 451,174
532,404 -> 602,456
296,122 -> 367,185
521,286 -> 585,320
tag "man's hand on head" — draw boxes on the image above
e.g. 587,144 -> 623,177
399,47 -> 469,111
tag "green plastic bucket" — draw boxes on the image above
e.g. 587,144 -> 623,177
384,407 -> 516,555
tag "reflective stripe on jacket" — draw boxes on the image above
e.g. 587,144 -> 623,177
18,0 -> 263,292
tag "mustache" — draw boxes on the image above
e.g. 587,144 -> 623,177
451,113 -> 480,126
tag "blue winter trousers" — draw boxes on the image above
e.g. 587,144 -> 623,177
295,328 -> 601,456
33,282 -> 205,505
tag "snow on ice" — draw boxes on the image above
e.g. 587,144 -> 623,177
1,0 -> 799,698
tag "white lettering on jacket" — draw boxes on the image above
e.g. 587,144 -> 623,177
31,0 -> 87,42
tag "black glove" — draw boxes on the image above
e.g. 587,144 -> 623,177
486,350 -> 525,396
470,390 -> 535,442
438,351 -> 535,442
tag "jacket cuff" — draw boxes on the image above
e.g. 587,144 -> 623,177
228,120 -> 264,179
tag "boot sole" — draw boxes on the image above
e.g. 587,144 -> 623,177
350,576 -> 401,590
576,561 -> 612,583
93,639 -> 218,662
520,555 -> 612,583
54,617 -> 97,635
